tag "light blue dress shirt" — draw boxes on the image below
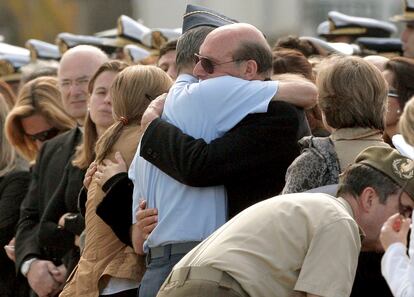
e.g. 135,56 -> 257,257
129,74 -> 278,251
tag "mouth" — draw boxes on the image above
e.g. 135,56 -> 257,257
71,100 -> 86,106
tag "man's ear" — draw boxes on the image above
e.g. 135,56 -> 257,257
359,187 -> 379,213
243,60 -> 258,80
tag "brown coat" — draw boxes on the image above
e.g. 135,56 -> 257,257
60,125 -> 145,297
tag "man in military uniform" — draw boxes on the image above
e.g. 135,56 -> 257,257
157,147 -> 414,297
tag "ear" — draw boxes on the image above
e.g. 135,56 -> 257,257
359,187 -> 379,213
243,60 -> 258,80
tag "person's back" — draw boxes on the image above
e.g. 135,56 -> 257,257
283,56 -> 389,194
162,193 -> 360,297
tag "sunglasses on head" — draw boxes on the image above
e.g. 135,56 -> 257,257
194,53 -> 243,74
26,127 -> 60,142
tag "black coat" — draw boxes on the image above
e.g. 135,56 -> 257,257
15,128 -> 82,272
0,170 -> 30,297
38,161 -> 85,274
98,101 -> 307,244
140,101 -> 307,218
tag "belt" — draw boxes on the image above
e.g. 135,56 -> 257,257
164,266 -> 249,297
148,242 -> 200,260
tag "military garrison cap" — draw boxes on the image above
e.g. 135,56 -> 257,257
355,147 -> 414,200
356,37 -> 402,55
391,0 -> 414,22
300,36 -> 360,56
182,4 -> 238,33
123,44 -> 151,63
0,43 -> 30,82
117,15 -> 151,44
26,39 -> 60,62
56,32 -> 129,55
318,11 -> 397,38
141,28 -> 181,49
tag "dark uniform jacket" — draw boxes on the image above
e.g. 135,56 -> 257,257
38,161 -> 85,275
98,102 -> 308,246
15,128 -> 82,273
140,101 -> 306,218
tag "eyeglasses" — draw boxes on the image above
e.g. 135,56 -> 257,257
194,53 -> 243,74
387,90 -> 399,98
26,127 -> 60,142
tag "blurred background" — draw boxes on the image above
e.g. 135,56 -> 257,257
0,0 -> 404,46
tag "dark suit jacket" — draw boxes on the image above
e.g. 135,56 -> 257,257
15,128 -> 82,272
38,161 -> 85,273
141,101 -> 307,218
0,170 -> 30,297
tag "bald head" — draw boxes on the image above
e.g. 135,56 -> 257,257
58,45 -> 108,124
199,23 -> 272,79
363,55 -> 389,72
206,23 -> 269,49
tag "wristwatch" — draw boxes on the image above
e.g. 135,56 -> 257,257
21,258 -> 37,277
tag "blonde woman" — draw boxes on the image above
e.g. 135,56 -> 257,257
5,76 -> 75,163
38,60 -> 128,282
60,65 -> 172,297
392,97 -> 414,159
283,56 -> 389,194
380,96 -> 414,297
0,95 -> 31,297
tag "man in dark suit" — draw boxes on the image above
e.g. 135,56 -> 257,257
15,45 -> 107,297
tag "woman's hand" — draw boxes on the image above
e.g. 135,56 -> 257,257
94,152 -> 127,188
4,237 -> 16,262
83,162 -> 97,190
380,213 -> 411,251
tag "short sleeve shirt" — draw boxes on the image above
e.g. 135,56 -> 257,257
174,193 -> 361,297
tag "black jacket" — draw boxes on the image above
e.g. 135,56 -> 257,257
38,161 -> 85,273
15,128 -> 82,272
140,101 -> 307,218
0,170 -> 30,297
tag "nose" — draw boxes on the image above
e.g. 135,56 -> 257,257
68,83 -> 83,97
103,93 -> 112,104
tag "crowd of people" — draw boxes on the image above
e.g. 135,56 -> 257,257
1,2 -> 414,297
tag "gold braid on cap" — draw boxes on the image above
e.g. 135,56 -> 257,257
119,116 -> 129,126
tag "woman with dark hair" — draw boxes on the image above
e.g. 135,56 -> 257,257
382,57 -> 414,146
272,49 -> 329,137
38,60 -> 128,281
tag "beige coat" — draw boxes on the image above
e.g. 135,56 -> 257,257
60,125 -> 145,297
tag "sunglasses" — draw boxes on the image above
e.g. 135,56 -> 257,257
397,181 -> 412,219
194,53 -> 243,74
26,127 -> 60,142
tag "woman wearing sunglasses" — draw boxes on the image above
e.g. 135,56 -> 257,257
5,76 -> 76,163
382,57 -> 414,147
37,60 -> 128,285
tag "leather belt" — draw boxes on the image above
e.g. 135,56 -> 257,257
148,242 -> 200,260
165,266 -> 249,297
